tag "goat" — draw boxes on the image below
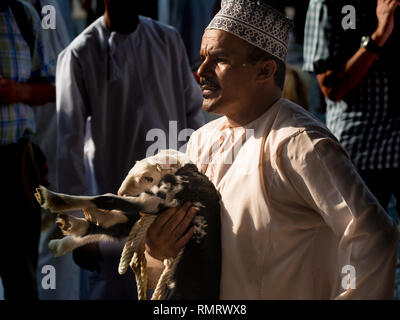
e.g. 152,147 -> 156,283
35,150 -> 221,300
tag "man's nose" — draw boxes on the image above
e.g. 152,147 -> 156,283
197,57 -> 212,79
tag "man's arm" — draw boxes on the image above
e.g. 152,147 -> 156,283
0,1 -> 56,106
0,77 -> 55,106
280,131 -> 398,299
55,49 -> 89,195
316,0 -> 399,102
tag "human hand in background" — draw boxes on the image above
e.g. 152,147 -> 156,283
373,0 -> 400,46
0,75 -> 55,105
0,76 -> 26,104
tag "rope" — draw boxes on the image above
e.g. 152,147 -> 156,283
131,251 -> 148,300
118,214 -> 184,300
118,214 -> 155,300
151,249 -> 184,300
129,221 -> 152,300
118,215 -> 155,275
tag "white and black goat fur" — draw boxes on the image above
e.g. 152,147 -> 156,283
35,150 -> 221,300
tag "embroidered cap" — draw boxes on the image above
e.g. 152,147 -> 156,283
206,0 -> 293,62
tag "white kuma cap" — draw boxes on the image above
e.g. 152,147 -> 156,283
207,0 -> 293,62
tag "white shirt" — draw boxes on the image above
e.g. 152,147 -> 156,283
186,98 -> 398,299
56,15 -> 204,299
56,15 -> 205,196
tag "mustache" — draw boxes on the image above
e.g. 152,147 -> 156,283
200,79 -> 220,89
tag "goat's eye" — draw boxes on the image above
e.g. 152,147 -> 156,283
144,177 -> 153,183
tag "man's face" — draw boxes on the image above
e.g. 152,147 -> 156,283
105,0 -> 139,33
198,29 -> 259,116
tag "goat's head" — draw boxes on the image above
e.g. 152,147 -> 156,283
117,149 -> 192,196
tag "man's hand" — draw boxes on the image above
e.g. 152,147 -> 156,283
0,75 -> 55,105
316,0 -> 399,101
0,77 -> 26,104
145,202 -> 198,261
373,0 -> 400,46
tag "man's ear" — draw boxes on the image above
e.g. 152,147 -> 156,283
257,60 -> 277,82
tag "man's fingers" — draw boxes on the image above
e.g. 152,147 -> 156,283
163,202 -> 194,236
151,202 -> 192,231
152,206 -> 179,229
175,226 -> 195,251
172,206 -> 198,238
387,0 -> 400,9
146,202 -> 197,259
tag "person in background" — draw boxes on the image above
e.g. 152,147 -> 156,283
22,0 -> 80,300
158,0 -> 216,66
303,0 -> 400,218
0,0 -> 56,299
158,0 -> 219,123
282,64 -> 310,111
56,0 -> 204,299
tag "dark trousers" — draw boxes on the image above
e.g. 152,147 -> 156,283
0,139 -> 45,300
358,168 -> 400,219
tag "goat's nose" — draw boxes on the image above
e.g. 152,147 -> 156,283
117,183 -> 128,196
117,188 -> 124,196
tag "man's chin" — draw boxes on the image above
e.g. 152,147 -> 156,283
202,101 -> 221,114
203,104 -> 223,115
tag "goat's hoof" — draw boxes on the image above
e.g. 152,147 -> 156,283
48,240 -> 67,257
56,214 -> 88,237
34,186 -> 45,205
56,214 -> 72,234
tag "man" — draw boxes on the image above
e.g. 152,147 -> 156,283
23,0 -> 79,300
0,0 -> 56,299
146,0 -> 398,299
303,0 -> 400,218
56,0 -> 204,299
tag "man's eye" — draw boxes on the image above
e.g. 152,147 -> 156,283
144,177 -> 153,183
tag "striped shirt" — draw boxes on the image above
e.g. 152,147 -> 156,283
303,0 -> 400,170
0,0 -> 55,145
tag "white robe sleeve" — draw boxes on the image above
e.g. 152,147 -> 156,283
56,49 -> 90,195
279,130 -> 398,299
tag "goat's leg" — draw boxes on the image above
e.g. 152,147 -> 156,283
51,215 -> 135,258
35,186 -> 105,212
83,208 -> 129,228
35,186 -> 164,214
48,234 -> 112,257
